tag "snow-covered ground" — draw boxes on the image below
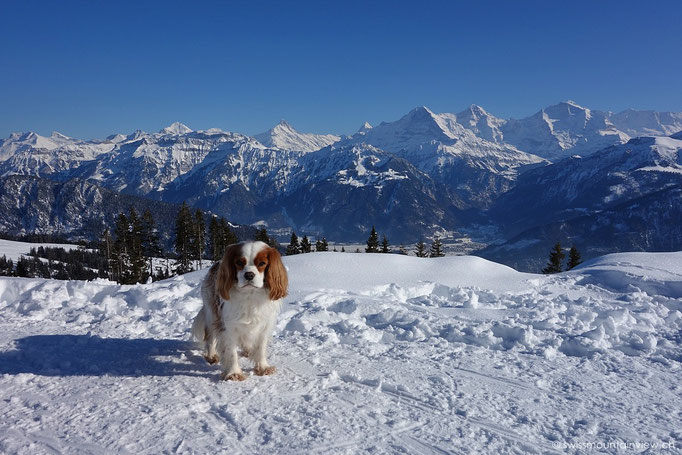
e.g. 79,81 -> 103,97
0,239 -> 83,262
1,252 -> 681,454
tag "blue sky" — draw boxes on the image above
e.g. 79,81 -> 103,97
1,0 -> 681,139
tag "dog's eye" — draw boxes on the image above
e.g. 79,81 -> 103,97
258,261 -> 266,267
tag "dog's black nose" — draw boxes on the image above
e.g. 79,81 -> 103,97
244,272 -> 255,281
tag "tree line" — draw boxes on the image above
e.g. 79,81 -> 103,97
103,202 -> 239,283
282,226 -> 445,258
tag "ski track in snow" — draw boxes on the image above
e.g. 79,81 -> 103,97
1,252 -> 681,454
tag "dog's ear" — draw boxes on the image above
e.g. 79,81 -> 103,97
265,247 -> 288,300
216,244 -> 239,300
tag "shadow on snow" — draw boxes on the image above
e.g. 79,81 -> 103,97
0,334 -> 215,378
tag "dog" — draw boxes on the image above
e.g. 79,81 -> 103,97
191,241 -> 288,381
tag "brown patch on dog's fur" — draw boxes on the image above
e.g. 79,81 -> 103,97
204,354 -> 219,364
254,366 -> 277,376
216,244 -> 243,301
222,371 -> 247,381
263,247 -> 288,300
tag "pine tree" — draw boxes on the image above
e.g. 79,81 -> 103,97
316,237 -> 329,252
174,202 -> 194,275
255,226 -> 270,245
217,217 -> 238,259
415,239 -> 427,258
366,226 -> 379,253
286,232 -> 301,255
341,246 -> 345,252
567,245 -> 582,270
208,216 -> 221,260
112,212 -> 130,283
429,237 -> 445,258
0,255 -> 13,276
127,207 -> 146,283
192,209 -> 206,270
100,228 -> 113,280
16,257 -> 33,278
300,235 -> 312,253
380,235 -> 390,253
141,209 -> 162,279
542,242 -> 565,274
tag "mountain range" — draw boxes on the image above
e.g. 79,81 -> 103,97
1,101 -> 681,269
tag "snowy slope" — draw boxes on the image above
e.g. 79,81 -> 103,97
254,120 -> 340,153
0,239 -> 82,262
1,252 -> 680,453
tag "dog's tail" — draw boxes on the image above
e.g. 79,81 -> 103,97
191,307 -> 207,342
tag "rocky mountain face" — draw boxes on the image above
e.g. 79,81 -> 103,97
0,102 -> 680,250
0,175 -> 255,247
480,134 -> 682,270
479,184 -> 682,272
490,135 -> 682,236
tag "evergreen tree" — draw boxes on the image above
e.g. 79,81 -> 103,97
211,217 -> 238,260
0,255 -> 14,276
300,235 -> 312,253
174,202 -> 194,274
286,232 -> 301,255
100,228 -> 112,280
141,209 -> 162,279
567,245 -> 583,270
341,246 -> 345,252
542,242 -> 565,274
127,207 -> 146,283
316,237 -> 329,252
429,237 -> 445,258
125,207 -> 147,284
223,218 -> 238,246
111,212 -> 130,283
208,216 -> 221,260
16,257 -> 32,277
415,239 -> 427,258
366,226 -> 379,253
192,209 -> 206,269
380,235 -> 390,254
255,226 -> 270,245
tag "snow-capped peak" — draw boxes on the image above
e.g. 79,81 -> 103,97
253,120 -> 339,153
455,105 -> 506,142
358,122 -> 373,133
51,131 -> 71,140
159,122 -> 193,136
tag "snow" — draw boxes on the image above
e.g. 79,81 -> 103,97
253,120 -> 340,153
1,251 -> 681,453
159,122 -> 193,136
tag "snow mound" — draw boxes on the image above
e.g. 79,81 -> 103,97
0,251 -> 681,453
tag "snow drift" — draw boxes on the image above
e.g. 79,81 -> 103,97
1,252 -> 681,453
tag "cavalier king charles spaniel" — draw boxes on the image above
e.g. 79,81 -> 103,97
191,241 -> 288,381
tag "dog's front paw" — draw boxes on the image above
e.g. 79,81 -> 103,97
221,371 -> 247,381
204,354 -> 219,365
254,366 -> 276,376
